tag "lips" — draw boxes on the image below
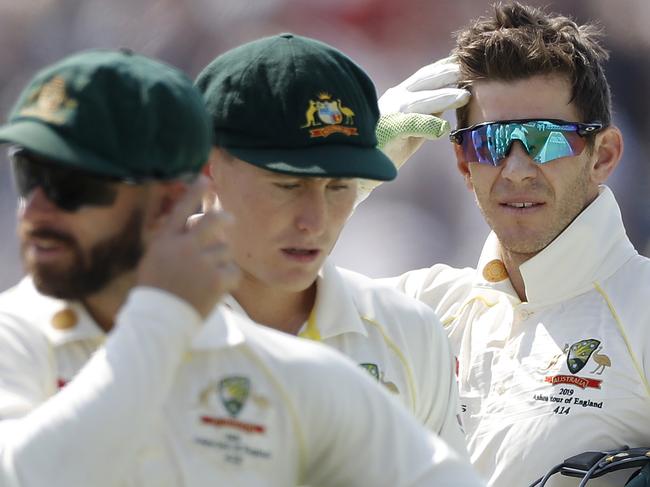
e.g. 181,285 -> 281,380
281,247 -> 321,262
23,227 -> 75,245
497,193 -> 546,211
502,202 -> 542,208
21,226 -> 76,262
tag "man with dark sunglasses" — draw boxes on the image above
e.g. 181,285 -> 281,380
365,2 -> 650,486
0,50 -> 484,487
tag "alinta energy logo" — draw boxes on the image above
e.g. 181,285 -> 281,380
543,339 -> 611,390
301,92 -> 359,138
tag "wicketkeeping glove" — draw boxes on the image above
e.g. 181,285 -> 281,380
357,57 -> 470,205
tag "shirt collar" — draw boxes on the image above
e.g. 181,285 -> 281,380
191,304 -> 246,350
13,275 -> 242,351
475,186 -> 637,304
23,278 -> 106,346
306,259 -> 368,339
521,186 -> 636,303
221,260 -> 367,340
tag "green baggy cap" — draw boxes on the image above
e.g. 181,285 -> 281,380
195,33 -> 396,181
0,49 -> 211,180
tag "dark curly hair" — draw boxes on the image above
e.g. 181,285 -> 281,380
453,2 -> 612,129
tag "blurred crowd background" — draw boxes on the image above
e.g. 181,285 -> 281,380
1,0 -> 649,290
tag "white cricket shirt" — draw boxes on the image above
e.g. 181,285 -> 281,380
0,281 -> 483,487
224,259 -> 467,457
382,186 -> 650,487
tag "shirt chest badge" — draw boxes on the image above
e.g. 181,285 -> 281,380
533,339 -> 612,416
541,338 -> 612,390
359,362 -> 399,395
197,376 -> 268,434
193,375 -> 274,465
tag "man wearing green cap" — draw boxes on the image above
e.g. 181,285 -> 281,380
195,33 -> 468,456
0,50 -> 483,486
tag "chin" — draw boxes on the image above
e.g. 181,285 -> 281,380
273,271 -> 319,293
499,233 -> 556,255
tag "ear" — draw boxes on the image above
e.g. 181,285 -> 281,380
454,143 -> 474,191
590,125 -> 623,184
140,180 -> 191,241
155,180 -> 190,220
202,148 -> 222,211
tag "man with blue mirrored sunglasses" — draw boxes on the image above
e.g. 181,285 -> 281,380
449,119 -> 603,166
362,2 -> 650,486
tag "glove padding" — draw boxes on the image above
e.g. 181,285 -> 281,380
357,57 -> 470,206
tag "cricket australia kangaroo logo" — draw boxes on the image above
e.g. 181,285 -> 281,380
219,376 -> 250,417
543,338 -> 611,390
359,363 -> 400,395
302,92 -> 358,138
567,339 -> 600,374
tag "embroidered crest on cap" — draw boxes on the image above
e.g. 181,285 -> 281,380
18,76 -> 78,125
302,92 -> 358,138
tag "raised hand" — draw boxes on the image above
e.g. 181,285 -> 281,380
137,176 -> 240,318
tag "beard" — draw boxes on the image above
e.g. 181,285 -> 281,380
22,210 -> 145,300
477,159 -> 594,257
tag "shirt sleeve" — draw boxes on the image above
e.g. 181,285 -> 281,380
375,268 -> 470,457
0,314 -> 55,422
414,306 -> 468,459
296,344 -> 484,487
0,287 -> 203,487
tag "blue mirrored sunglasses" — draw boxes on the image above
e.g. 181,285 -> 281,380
449,119 -> 603,166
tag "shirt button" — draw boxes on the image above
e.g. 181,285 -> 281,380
495,384 -> 506,395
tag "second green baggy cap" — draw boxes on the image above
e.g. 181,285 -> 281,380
195,33 -> 397,181
0,49 -> 211,180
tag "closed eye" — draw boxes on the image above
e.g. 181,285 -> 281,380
328,183 -> 350,191
273,183 -> 301,190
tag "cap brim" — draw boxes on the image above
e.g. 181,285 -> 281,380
225,144 -> 397,181
0,120 -> 125,178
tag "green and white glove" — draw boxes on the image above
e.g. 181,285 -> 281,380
357,57 -> 470,204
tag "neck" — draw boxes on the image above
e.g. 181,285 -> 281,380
499,247 -> 535,302
232,276 -> 317,335
82,271 -> 137,333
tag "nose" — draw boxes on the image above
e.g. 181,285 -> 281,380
295,188 -> 327,235
499,141 -> 539,183
19,187 -> 59,220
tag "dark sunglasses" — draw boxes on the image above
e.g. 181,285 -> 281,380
9,148 -> 124,212
449,119 -> 604,166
